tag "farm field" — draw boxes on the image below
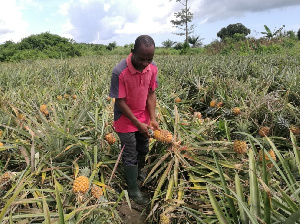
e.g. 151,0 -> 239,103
0,52 -> 299,223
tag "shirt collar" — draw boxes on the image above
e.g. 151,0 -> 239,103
126,53 -> 151,75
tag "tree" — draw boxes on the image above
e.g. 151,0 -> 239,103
217,23 -> 250,41
162,39 -> 177,48
106,41 -> 117,51
170,0 -> 194,44
297,29 -> 300,40
261,25 -> 285,39
188,35 -> 203,48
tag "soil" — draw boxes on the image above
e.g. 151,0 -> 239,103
118,200 -> 148,224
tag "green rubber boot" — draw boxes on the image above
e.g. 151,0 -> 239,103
124,165 -> 149,205
137,157 -> 146,182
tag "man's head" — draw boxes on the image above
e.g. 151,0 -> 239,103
131,35 -> 155,72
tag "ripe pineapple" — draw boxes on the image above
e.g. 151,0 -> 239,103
194,112 -> 202,119
232,107 -> 241,115
233,140 -> 248,154
91,184 -> 103,199
160,214 -> 170,224
209,99 -> 217,108
216,101 -> 224,108
72,167 -> 90,194
259,126 -> 270,137
72,94 -> 77,99
153,129 -> 173,144
64,94 -> 70,99
290,125 -> 300,136
0,171 -> 15,191
0,130 -> 3,137
40,104 -> 49,116
57,95 -> 63,101
175,97 -> 181,103
105,133 -> 116,145
258,149 -> 276,162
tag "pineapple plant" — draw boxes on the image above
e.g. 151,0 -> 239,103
258,149 -> 276,162
233,140 -> 248,154
72,167 -> 90,194
105,133 -> 116,145
153,129 -> 173,144
259,126 -> 271,137
91,184 -> 103,199
0,171 -> 15,191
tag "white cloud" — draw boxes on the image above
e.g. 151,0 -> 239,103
0,0 -> 29,43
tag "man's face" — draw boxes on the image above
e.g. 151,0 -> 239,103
131,44 -> 155,72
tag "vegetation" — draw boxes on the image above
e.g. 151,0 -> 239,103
217,23 -> 251,41
0,30 -> 300,223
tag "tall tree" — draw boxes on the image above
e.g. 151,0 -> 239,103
217,23 -> 250,41
162,39 -> 177,48
170,0 -> 194,44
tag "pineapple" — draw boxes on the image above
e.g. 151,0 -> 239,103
160,214 -> 170,224
233,140 -> 248,154
64,94 -> 70,99
290,125 -> 300,136
40,104 -> 49,116
17,113 -> 26,121
57,95 -> 63,101
232,107 -> 241,115
91,184 -> 103,199
105,133 -> 116,145
209,99 -> 217,108
175,97 -> 181,103
194,112 -> 202,119
72,167 -> 90,194
0,171 -> 15,191
0,130 -> 3,137
72,94 -> 77,99
153,129 -> 173,144
216,101 -> 224,108
258,149 -> 276,162
259,126 -> 270,137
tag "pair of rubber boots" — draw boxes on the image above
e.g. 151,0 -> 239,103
124,162 -> 148,205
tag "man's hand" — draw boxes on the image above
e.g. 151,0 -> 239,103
150,119 -> 159,131
137,122 -> 152,138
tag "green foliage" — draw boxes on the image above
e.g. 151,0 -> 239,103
161,39 -> 177,48
297,29 -> 300,40
261,25 -> 285,39
217,23 -> 250,41
188,35 -> 204,48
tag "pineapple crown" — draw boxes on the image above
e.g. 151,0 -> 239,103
79,167 -> 90,177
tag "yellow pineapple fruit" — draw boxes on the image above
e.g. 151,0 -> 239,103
259,126 -> 270,137
72,167 -> 90,194
232,107 -> 241,115
0,130 -> 3,137
290,125 -> 300,136
160,213 -> 170,224
153,129 -> 173,144
17,113 -> 26,121
72,94 -> 77,99
233,140 -> 248,154
0,171 -> 15,191
105,133 -> 116,145
40,104 -> 49,116
258,150 -> 276,162
175,97 -> 181,103
57,95 -> 63,101
91,184 -> 103,199
209,99 -> 217,108
64,94 -> 70,99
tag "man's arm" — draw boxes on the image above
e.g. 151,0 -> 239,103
115,98 -> 151,137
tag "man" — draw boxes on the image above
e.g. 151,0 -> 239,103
109,35 -> 159,205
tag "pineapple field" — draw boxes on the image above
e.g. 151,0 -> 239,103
0,51 -> 300,223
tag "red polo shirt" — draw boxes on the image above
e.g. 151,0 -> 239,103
109,53 -> 158,133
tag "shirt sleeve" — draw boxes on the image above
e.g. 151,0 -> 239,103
109,71 -> 126,98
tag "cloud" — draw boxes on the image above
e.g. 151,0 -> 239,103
0,0 -> 29,43
191,0 -> 300,22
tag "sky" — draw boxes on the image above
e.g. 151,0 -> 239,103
0,0 -> 300,47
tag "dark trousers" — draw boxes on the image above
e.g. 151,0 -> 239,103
117,131 -> 149,166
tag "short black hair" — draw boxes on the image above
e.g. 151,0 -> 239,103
133,35 -> 155,51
